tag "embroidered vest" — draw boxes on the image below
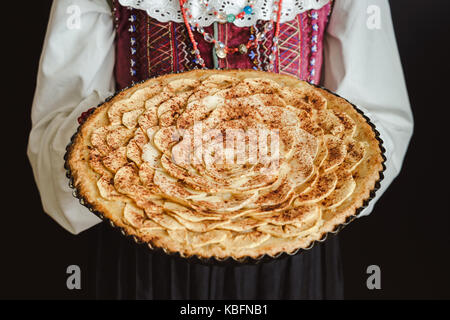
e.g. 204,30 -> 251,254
112,0 -> 332,90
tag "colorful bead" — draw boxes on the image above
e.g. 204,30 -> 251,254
194,57 -> 204,65
227,14 -> 236,23
216,48 -> 227,59
239,44 -> 248,54
204,34 -> 213,42
243,6 -> 253,14
264,22 -> 273,31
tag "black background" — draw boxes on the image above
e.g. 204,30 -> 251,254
1,0 -> 449,299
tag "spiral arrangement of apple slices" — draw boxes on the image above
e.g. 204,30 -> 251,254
86,72 -> 370,259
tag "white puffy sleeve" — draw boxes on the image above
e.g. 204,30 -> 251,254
27,0 -> 115,234
323,0 -> 413,217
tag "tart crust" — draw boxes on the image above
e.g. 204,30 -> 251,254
65,70 -> 385,261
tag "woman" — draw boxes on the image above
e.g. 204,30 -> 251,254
28,0 -> 413,299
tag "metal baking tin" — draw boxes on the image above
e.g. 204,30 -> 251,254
64,74 -> 386,266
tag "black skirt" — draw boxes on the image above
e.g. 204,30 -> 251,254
90,222 -> 344,299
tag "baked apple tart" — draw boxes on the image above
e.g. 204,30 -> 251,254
65,70 -> 384,261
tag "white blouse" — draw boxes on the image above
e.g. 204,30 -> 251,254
27,0 -> 413,234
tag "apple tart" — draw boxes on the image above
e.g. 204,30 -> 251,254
65,70 -> 385,261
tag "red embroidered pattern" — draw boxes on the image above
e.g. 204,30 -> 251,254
146,19 -> 174,77
277,16 -> 303,79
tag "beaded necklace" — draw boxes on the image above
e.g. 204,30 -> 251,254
179,0 -> 283,71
